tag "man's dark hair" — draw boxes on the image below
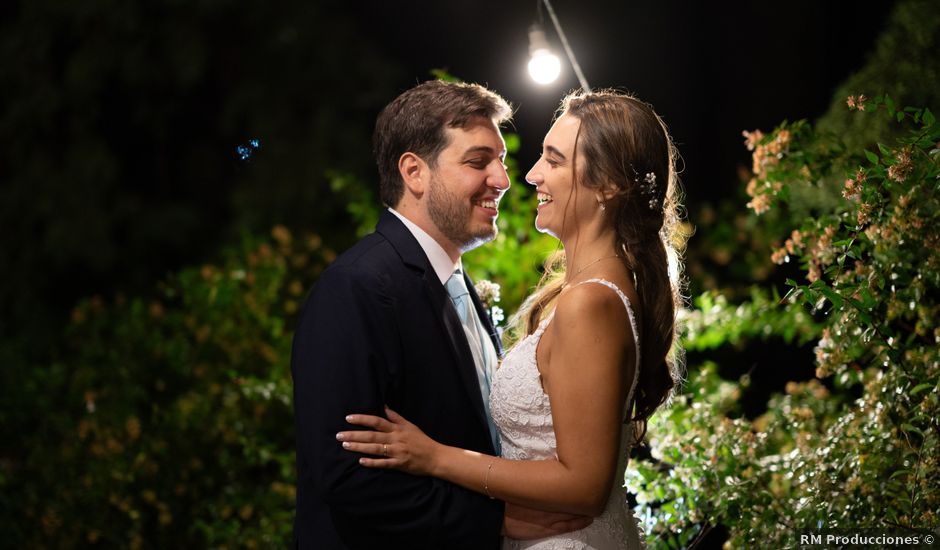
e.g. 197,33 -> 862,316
373,80 -> 512,207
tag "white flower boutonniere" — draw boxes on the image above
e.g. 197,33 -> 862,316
474,279 -> 504,327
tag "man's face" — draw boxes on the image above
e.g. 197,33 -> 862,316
426,117 -> 510,253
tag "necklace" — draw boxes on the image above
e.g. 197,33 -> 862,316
566,254 -> 621,283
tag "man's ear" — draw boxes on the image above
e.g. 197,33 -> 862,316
398,152 -> 428,197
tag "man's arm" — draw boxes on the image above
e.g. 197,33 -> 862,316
292,265 -> 503,547
503,503 -> 593,540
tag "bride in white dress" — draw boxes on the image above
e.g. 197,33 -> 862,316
339,90 -> 684,549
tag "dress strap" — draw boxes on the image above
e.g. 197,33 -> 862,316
532,310 -> 555,338
574,278 -> 643,409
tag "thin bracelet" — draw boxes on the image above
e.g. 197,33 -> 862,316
483,461 -> 495,499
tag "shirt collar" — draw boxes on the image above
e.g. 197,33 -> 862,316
388,208 -> 460,285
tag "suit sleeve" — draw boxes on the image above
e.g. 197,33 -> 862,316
292,265 -> 503,548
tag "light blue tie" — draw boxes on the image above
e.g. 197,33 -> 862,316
445,272 -> 470,324
445,270 -> 500,453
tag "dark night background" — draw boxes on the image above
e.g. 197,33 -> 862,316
0,0 -> 898,366
347,0 -> 897,196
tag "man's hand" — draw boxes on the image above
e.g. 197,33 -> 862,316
502,502 -> 594,540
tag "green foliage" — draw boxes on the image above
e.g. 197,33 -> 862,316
817,0 -> 940,153
328,170 -> 381,239
631,97 -> 940,547
0,227 -> 334,547
683,198 -> 781,296
687,0 -> 940,302
682,288 -> 821,352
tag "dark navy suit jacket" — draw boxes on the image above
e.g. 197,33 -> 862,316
291,211 -> 504,549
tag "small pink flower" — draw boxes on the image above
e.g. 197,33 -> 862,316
806,262 -> 822,283
790,230 -> 803,247
856,203 -> 872,225
752,147 -> 767,176
846,95 -> 868,111
746,178 -> 758,197
747,194 -> 772,215
857,208 -> 871,226
887,148 -> 913,182
742,129 -> 764,151
842,178 -> 860,201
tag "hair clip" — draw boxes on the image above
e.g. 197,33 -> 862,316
631,167 -> 660,210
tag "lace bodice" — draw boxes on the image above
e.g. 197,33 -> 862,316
490,279 -> 644,550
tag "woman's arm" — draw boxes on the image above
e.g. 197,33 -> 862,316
339,283 -> 635,516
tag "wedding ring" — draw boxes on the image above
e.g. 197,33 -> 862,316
383,444 -> 388,456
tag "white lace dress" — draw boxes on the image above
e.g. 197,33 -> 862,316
490,279 -> 645,550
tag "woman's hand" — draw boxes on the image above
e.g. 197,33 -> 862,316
337,406 -> 442,476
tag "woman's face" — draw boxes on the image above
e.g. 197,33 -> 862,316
525,113 -> 598,239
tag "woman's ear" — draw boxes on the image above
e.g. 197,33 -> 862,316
599,180 -> 620,202
398,152 -> 428,197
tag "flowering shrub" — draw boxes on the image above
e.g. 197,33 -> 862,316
630,97 -> 940,547
2,227 -> 334,547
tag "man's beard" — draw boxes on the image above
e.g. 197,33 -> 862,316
427,174 -> 497,252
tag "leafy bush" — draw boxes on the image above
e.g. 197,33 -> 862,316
629,97 -> 940,547
1,228 -> 334,547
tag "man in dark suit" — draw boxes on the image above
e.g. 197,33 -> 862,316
292,80 -> 584,549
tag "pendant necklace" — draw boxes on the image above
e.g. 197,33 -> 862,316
566,254 -> 621,285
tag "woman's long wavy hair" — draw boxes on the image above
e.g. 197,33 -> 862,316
509,89 -> 686,440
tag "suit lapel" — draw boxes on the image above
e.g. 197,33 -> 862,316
376,211 -> 493,439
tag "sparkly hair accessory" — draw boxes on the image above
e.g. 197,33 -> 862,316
632,167 -> 660,210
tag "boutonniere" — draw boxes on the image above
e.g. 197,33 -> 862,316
474,279 -> 505,327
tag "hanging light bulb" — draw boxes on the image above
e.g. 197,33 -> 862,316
524,0 -> 591,92
527,24 -> 561,85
